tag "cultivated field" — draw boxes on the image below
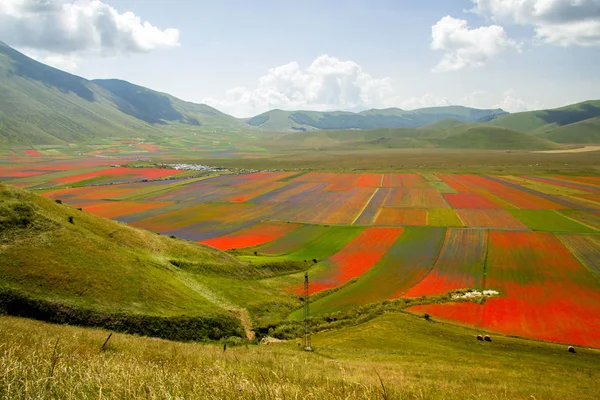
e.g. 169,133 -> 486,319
1,158 -> 599,349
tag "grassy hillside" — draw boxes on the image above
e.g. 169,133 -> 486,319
93,79 -> 247,129
420,117 -> 466,130
539,117 -> 600,144
247,107 -> 507,131
0,42 -> 160,145
439,125 -> 560,150
488,100 -> 600,135
270,124 -> 558,150
1,312 -> 599,399
0,42 -> 244,145
0,183 -> 298,339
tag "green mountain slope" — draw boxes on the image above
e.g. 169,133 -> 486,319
0,42 -> 159,145
0,183 -> 295,340
93,79 -> 246,129
439,125 -> 560,150
272,123 -> 558,150
247,106 -> 507,131
539,117 -> 600,144
0,42 -> 244,145
487,100 -> 600,134
420,117 -> 466,130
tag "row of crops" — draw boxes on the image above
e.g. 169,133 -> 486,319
1,160 -> 599,348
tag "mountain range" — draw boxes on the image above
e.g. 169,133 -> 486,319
1,41 -> 599,148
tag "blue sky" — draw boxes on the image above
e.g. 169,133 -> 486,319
1,0 -> 600,117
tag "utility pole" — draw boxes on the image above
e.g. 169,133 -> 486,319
303,272 -> 312,351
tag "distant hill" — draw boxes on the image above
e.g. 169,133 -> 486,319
1,41 -> 599,147
273,123 -> 560,150
419,117 -> 465,130
487,100 -> 600,132
0,41 -> 244,145
93,79 -> 243,129
538,117 -> 600,144
438,125 -> 559,150
247,106 -> 507,131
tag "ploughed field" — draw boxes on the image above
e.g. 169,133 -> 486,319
2,160 -> 600,348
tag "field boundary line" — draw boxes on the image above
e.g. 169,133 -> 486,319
556,234 -> 600,285
352,188 -> 380,225
397,227 -> 447,297
482,229 -> 490,290
555,210 -> 599,232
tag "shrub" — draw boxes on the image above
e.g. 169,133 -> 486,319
0,288 -> 244,341
55,199 -> 62,204
68,216 -> 74,224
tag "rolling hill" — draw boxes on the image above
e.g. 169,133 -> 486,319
0,183 -> 297,340
487,100 -> 600,137
1,40 -> 599,148
538,116 -> 600,144
0,41 -> 245,145
247,106 -> 507,131
272,123 -> 560,150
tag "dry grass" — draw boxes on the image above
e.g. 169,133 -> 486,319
2,315 -> 600,400
0,316 -> 397,399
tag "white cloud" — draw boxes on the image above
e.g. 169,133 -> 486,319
398,94 -> 451,110
204,55 -> 394,117
0,0 -> 180,70
493,88 -> 545,112
471,0 -> 600,46
431,16 -> 522,72
27,52 -> 80,73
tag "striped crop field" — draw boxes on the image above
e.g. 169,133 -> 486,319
558,210 -> 600,230
306,227 -> 446,315
443,193 -> 500,209
2,158 -> 600,348
374,208 -> 428,226
452,175 -> 565,209
300,227 -> 403,295
405,229 -> 487,297
384,188 -> 449,208
75,201 -> 172,219
201,221 -> 301,250
558,234 -> 600,277
409,231 -> 600,348
53,167 -> 183,185
253,225 -> 331,255
252,226 -> 363,263
353,188 -> 388,225
455,209 -> 529,229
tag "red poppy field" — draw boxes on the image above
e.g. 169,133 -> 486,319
1,160 -> 600,348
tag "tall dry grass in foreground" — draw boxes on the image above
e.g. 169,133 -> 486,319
0,316 -> 423,399
2,315 -> 599,399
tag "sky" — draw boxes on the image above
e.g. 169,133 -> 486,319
1,0 -> 600,117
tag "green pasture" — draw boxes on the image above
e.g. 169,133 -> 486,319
242,225 -> 364,263
510,210 -> 597,233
